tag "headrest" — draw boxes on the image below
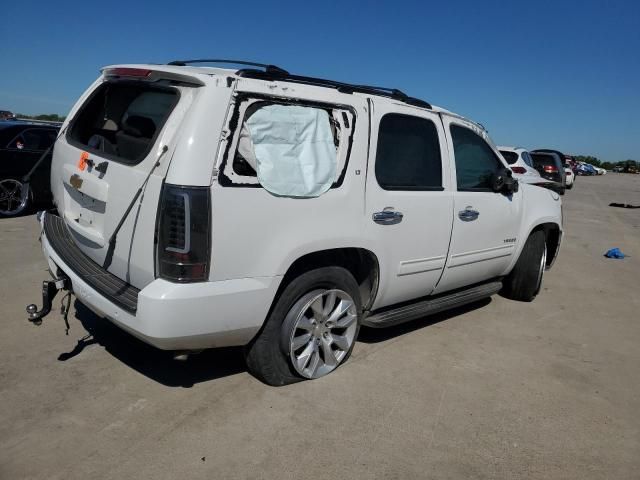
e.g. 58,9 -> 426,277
122,115 -> 156,138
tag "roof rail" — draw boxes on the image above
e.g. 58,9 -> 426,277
167,59 -> 289,76
237,69 -> 432,109
167,59 -> 432,109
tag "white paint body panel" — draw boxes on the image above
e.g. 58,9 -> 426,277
365,100 -> 454,309
497,146 -> 543,185
434,116 -> 523,293
564,167 -> 575,186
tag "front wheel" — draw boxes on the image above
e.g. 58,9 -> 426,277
245,267 -> 362,386
502,231 -> 547,302
0,179 -> 30,217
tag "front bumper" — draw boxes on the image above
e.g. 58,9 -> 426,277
40,213 -> 281,350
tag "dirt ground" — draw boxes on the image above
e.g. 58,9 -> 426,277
1,173 -> 639,479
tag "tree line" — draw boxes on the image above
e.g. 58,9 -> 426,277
16,113 -> 66,122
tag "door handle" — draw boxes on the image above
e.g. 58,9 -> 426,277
458,206 -> 479,222
373,207 -> 403,225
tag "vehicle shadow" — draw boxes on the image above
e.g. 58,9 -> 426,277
59,297 -> 492,387
58,301 -> 246,388
358,297 -> 492,343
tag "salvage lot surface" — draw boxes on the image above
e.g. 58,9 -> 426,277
1,174 -> 639,479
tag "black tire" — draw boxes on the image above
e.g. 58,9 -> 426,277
244,267 -> 362,386
566,183 -> 573,190
502,230 -> 547,302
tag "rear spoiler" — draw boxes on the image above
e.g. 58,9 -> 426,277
101,66 -> 206,86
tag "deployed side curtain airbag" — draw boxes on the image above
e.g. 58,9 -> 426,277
245,105 -> 337,197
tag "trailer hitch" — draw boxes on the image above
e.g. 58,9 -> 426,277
26,277 -> 70,325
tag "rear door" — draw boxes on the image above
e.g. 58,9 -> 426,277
366,101 -> 454,309
434,115 -> 522,293
50,69 -> 201,289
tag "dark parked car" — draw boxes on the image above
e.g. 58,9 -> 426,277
531,149 -> 569,184
0,121 -> 59,217
530,151 -> 566,194
0,110 -> 16,120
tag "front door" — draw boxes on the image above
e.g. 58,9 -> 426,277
366,100 -> 454,309
434,115 -> 522,293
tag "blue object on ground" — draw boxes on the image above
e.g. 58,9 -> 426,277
604,248 -> 626,259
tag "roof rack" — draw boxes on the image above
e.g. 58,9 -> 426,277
167,59 -> 289,76
237,69 -> 432,109
167,59 -> 432,109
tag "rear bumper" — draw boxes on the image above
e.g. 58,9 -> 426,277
40,214 -> 281,350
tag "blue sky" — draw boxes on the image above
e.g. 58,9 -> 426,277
1,0 -> 638,161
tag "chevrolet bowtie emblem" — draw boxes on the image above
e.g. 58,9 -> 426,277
69,174 -> 83,190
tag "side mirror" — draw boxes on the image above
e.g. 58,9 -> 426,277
491,169 -> 518,194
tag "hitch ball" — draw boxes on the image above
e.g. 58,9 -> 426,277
26,304 -> 42,325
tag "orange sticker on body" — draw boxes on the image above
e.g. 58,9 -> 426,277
78,151 -> 89,171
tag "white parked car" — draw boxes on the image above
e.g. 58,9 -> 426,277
564,163 -> 575,188
27,60 -> 563,385
497,146 -> 543,185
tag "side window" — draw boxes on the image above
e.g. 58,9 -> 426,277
522,151 -> 534,168
450,125 -> 503,190
7,133 -> 26,150
222,98 -> 354,198
375,114 -> 442,190
8,129 -> 57,151
8,130 -> 37,150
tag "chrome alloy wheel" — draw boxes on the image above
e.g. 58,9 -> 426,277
534,244 -> 547,295
0,179 -> 29,216
287,289 -> 358,379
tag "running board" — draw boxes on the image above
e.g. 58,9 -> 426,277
362,281 -> 503,328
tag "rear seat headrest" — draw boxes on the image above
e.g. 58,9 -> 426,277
122,115 -> 156,138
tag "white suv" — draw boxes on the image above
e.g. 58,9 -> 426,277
497,146 -> 543,185
28,60 -> 563,385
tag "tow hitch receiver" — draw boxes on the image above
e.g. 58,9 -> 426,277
26,277 -> 69,325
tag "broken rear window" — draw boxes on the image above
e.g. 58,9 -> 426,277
67,82 -> 178,165
221,97 -> 354,198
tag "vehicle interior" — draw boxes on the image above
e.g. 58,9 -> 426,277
68,82 -> 178,164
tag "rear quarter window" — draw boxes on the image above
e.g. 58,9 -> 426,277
67,82 -> 179,165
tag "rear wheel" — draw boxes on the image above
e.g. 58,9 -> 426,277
245,267 -> 361,386
502,231 -> 547,302
0,179 -> 30,217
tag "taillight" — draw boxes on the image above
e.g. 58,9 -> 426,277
105,67 -> 152,78
157,184 -> 211,282
543,165 -> 558,173
511,166 -> 527,174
